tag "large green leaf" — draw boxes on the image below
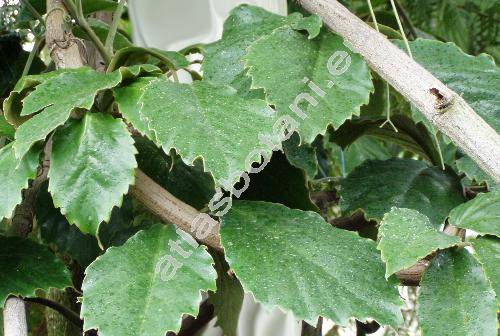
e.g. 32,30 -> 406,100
0,142 -> 40,220
48,113 -> 137,236
340,158 -> 465,224
400,39 -> 500,133
13,68 -> 122,159
418,248 -> 497,336
81,224 -> 216,336
202,5 -> 321,87
0,235 -> 71,305
246,26 -> 372,142
36,184 -> 101,269
138,79 -> 276,184
448,190 -> 500,237
220,201 -> 403,327
472,236 -> 500,305
378,208 -> 460,278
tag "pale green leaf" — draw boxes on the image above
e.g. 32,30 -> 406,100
81,224 -> 216,336
246,26 -> 372,142
0,142 -> 40,220
14,68 -> 122,159
340,158 -> 465,224
139,79 -> 276,184
419,248 -> 497,336
0,235 -> 71,305
472,236 -> 500,305
378,208 -> 460,278
202,5 -> 320,87
221,201 -> 403,327
48,113 -> 137,236
448,190 -> 500,237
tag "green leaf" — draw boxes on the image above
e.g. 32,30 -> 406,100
378,208 -> 460,278
48,113 -> 137,236
0,142 -> 40,220
340,158 -> 465,224
240,151 -> 318,211
36,183 -> 101,269
290,14 -> 323,39
472,236 -> 500,305
139,79 -> 276,184
399,39 -> 500,133
448,190 -> 500,237
14,68 -> 122,159
114,77 -> 158,140
246,26 -> 372,142
418,248 -> 497,336
0,114 -> 15,139
0,235 -> 72,305
208,252 -> 244,336
81,224 -> 216,336
221,201 -> 403,327
283,132 -> 318,179
202,5 -> 320,87
134,137 -> 215,210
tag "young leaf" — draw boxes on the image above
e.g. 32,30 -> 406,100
48,113 -> 137,236
246,26 -> 372,143
418,248 -> 497,336
340,158 -> 465,224
220,201 -> 403,327
138,79 -> 276,184
0,142 -> 40,220
81,224 -> 216,336
202,5 -> 321,87
472,236 -> 500,305
448,190 -> 500,237
0,235 -> 72,305
378,208 -> 460,278
14,68 -> 122,159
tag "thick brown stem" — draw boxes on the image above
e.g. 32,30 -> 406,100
46,0 -> 85,68
299,0 -> 500,182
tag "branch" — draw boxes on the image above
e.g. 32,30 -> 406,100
299,0 -> 500,182
3,297 -> 28,336
46,0 -> 85,68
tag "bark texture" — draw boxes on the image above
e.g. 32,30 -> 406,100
300,0 -> 500,182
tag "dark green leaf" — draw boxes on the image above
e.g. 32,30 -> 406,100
283,132 -> 318,179
0,235 -> 72,305
472,236 -> 500,306
340,158 -> 465,223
